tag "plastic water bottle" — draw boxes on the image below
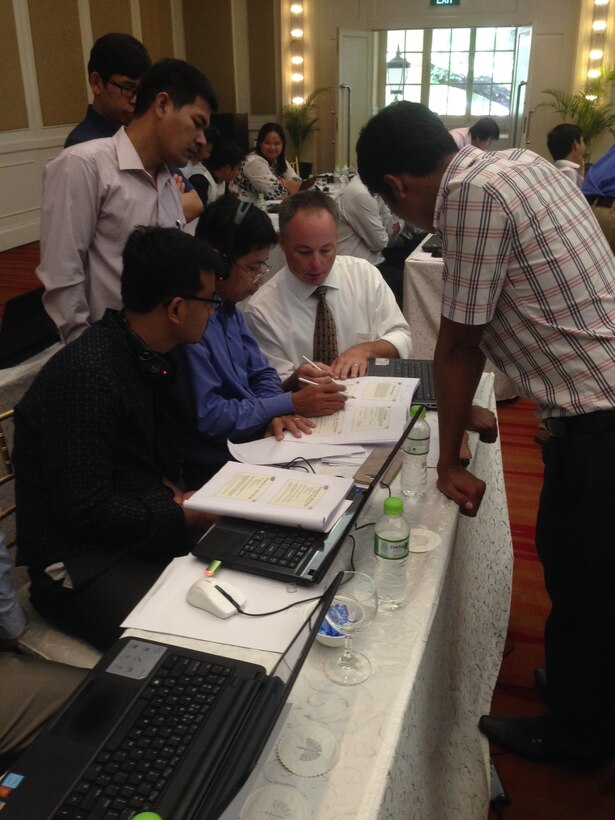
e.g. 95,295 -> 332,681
373,496 -> 409,610
257,192 -> 267,212
401,405 -> 430,498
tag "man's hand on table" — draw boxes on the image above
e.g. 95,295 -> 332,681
437,464 -> 485,517
266,414 -> 315,440
330,346 -> 370,380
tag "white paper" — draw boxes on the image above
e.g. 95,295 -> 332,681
228,437 -> 366,465
283,402 -> 409,445
184,461 -> 354,531
121,555 -> 327,653
342,375 -> 419,405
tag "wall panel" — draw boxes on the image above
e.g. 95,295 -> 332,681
89,0 -> 133,40
140,0 -> 174,61
28,0 -> 87,126
247,0 -> 277,114
183,0 -> 236,110
0,1 -> 29,132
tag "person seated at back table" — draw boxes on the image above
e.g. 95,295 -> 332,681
233,122 -> 301,203
336,172 -> 405,308
14,227 -> 219,652
64,34 -> 202,225
243,188 -> 413,382
169,196 -> 349,490
186,139 -> 245,208
547,123 -> 585,188
449,116 -> 500,151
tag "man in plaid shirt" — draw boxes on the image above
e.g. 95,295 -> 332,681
357,101 -> 615,770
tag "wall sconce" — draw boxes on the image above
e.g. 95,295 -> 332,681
289,1 -> 306,104
587,0 -> 609,82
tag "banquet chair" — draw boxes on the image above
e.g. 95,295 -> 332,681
0,407 -> 101,668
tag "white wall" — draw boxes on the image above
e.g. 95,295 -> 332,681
308,0 -> 591,172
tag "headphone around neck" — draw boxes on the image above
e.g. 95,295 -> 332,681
120,312 -> 178,382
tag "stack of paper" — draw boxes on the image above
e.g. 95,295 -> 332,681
184,461 -> 354,532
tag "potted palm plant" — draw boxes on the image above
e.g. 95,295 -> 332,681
281,87 -> 329,178
539,66 -> 615,165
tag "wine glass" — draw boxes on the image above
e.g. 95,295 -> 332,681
323,571 -> 378,685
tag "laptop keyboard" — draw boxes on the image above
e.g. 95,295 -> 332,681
238,524 -> 319,569
54,653 -> 232,819
390,360 -> 435,402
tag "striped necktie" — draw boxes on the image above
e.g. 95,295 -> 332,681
312,285 -> 338,365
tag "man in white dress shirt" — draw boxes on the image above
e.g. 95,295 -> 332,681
37,59 -> 218,344
243,189 -> 413,383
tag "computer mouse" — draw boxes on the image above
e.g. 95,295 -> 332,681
186,577 -> 247,619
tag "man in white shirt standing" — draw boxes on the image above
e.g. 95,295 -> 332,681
38,59 -> 218,344
243,189 -> 413,383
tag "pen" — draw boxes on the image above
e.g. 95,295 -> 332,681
298,376 -> 352,397
301,354 -> 325,372
205,559 -> 221,577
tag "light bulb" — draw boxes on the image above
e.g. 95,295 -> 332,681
585,93 -> 598,100
291,28 -> 304,38
587,68 -> 601,78
595,0 -> 609,6
292,96 -> 304,104
290,3 -> 303,12
291,72 -> 304,82
589,48 -> 604,59
290,55 -> 304,64
592,19 -> 607,30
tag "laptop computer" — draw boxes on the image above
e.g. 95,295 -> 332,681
191,406 -> 423,586
367,358 -> 437,409
2,572 -> 343,820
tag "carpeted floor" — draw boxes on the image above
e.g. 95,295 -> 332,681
489,398 -> 615,819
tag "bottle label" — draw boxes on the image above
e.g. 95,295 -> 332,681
403,436 -> 430,456
374,534 -> 409,560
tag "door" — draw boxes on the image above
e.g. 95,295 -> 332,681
337,29 -> 375,169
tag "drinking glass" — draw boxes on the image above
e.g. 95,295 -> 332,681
323,571 -> 378,685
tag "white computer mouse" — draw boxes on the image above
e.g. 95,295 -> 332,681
186,577 -> 247,619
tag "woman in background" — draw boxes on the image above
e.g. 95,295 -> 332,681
233,122 -> 301,202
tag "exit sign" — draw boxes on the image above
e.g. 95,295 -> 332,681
431,0 -> 460,5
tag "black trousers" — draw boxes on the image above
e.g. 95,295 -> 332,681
536,427 -> 615,756
29,553 -> 173,653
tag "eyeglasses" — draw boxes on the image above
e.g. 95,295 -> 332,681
234,261 -> 270,281
108,79 -> 139,99
179,293 -> 224,310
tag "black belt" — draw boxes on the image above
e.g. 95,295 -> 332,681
544,410 -> 615,437
585,195 -> 615,208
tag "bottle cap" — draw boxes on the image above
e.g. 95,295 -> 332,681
383,496 -> 403,516
132,814 -> 163,820
410,404 -> 427,420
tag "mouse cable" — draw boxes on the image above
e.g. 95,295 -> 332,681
214,584 -> 324,617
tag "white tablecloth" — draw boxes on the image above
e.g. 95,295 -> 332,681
125,373 -> 512,819
404,238 -> 517,402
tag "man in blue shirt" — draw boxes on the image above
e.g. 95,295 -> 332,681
170,197 -> 349,489
582,144 -> 615,254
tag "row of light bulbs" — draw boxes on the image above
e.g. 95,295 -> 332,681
290,3 -> 304,104
587,0 -> 609,84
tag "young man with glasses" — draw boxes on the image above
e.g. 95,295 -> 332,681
169,197 -> 349,489
15,227 -> 220,652
38,58 -> 218,345
64,33 -> 151,148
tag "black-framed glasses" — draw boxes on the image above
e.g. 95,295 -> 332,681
235,261 -> 270,281
107,79 -> 139,99
179,293 -> 223,310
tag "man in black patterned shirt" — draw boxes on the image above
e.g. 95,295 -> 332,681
14,227 -> 220,651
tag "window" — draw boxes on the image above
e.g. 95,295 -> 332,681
385,26 -> 517,118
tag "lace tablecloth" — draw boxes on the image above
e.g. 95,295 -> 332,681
126,374 -> 513,819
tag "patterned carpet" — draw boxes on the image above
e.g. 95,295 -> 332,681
490,399 -> 615,819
